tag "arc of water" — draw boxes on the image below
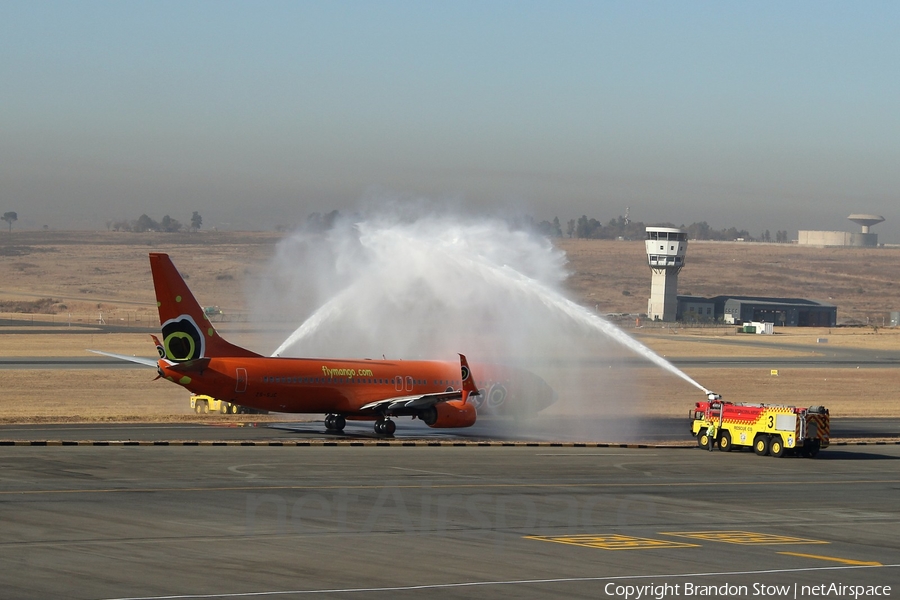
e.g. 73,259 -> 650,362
274,244 -> 711,396
272,286 -> 356,356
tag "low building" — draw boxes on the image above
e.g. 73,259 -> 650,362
797,230 -> 877,247
677,295 -> 836,327
676,295 -> 715,321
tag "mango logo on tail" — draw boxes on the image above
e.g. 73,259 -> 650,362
461,364 -> 470,382
160,315 -> 205,361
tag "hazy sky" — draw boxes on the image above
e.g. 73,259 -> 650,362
2,1 -> 898,240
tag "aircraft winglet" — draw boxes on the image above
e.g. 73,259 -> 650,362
459,354 -> 480,398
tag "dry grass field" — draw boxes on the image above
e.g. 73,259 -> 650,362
1,231 -> 898,428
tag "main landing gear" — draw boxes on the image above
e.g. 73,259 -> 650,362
324,414 -> 346,432
324,414 -> 396,436
374,418 -> 396,436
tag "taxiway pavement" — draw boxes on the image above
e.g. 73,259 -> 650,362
1,443 -> 897,599
0,415 -> 897,445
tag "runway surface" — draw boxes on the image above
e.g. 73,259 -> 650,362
0,414 -> 898,445
1,443 -> 897,599
3,324 -> 898,597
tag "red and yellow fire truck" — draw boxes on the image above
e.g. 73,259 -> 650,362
690,394 -> 829,458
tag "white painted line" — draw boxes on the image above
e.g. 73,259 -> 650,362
99,563 -> 898,600
388,466 -> 475,477
535,453 -> 658,456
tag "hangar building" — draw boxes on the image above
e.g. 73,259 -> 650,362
677,295 -> 837,327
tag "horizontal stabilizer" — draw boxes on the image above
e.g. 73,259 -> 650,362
87,350 -> 158,368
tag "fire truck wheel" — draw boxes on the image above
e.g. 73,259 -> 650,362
754,435 -> 769,456
718,431 -> 732,452
697,432 -> 709,448
805,440 -> 821,458
769,435 -> 786,458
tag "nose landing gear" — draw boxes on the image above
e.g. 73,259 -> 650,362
324,414 -> 346,432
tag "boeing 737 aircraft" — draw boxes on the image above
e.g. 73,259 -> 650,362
94,253 -> 555,436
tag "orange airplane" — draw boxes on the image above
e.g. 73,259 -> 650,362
94,253 -> 554,435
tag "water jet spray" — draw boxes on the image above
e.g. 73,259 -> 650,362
252,210 -> 715,439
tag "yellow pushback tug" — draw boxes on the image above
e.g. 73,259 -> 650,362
190,395 -> 268,415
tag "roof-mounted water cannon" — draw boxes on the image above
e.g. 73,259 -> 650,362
707,392 -> 721,401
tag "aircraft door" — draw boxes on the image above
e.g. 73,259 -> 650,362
395,376 -> 403,392
235,368 -> 247,393
406,376 -> 413,392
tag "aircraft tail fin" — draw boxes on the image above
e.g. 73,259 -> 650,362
149,253 -> 261,362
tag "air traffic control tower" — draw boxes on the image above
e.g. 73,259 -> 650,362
646,227 -> 687,322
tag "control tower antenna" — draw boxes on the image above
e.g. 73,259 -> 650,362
645,226 -> 687,322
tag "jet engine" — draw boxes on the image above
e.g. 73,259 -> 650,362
419,400 -> 477,428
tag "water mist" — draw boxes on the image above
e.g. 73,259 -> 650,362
249,209 -> 708,441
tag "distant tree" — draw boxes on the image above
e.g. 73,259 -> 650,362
558,215 -> 775,242
574,215 -> 603,238
160,215 -> 182,232
536,218 -> 562,238
190,211 -> 202,231
682,222 -> 749,241
134,214 -> 159,232
722,227 -> 750,240
2,211 -> 17,233
574,216 -> 586,238
599,215 -> 646,240
685,221 -> 712,240
763,230 -> 771,242
305,210 -> 342,232
323,209 -> 340,230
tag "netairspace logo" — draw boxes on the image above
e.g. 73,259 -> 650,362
603,582 -> 892,599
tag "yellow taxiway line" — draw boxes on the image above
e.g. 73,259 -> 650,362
777,552 -> 881,566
